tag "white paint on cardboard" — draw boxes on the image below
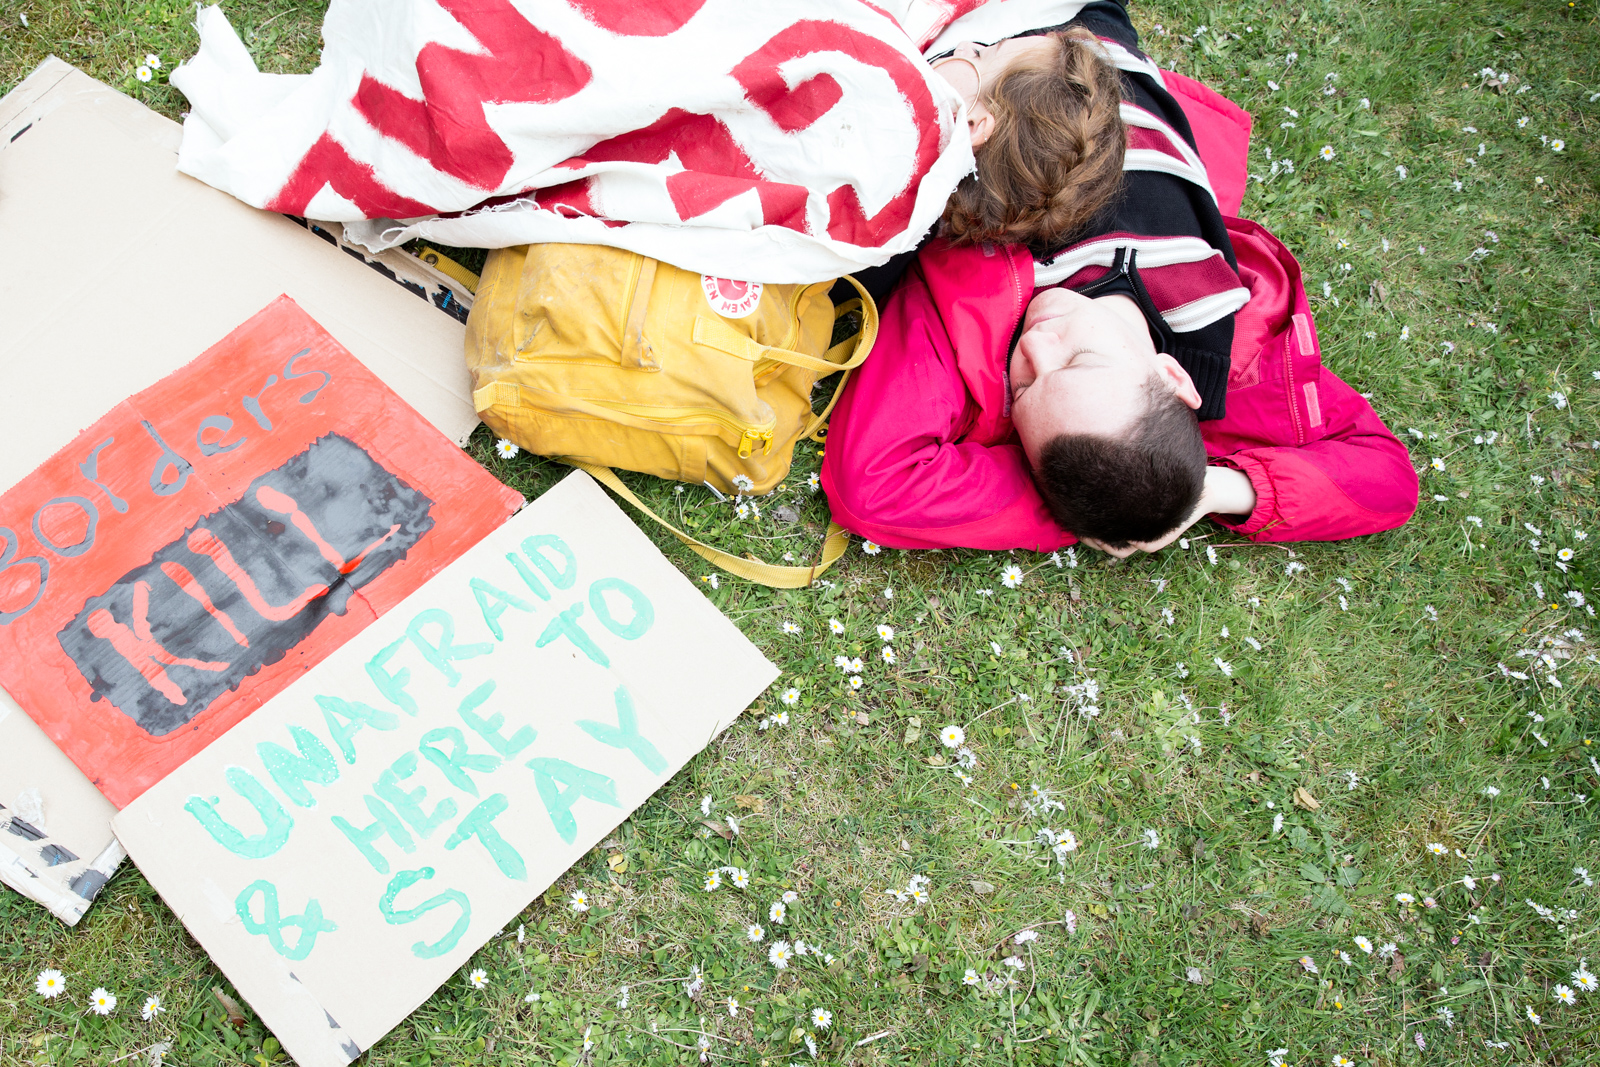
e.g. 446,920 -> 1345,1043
115,472 -> 777,1067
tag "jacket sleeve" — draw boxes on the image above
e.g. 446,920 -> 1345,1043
820,278 -> 1075,552
1211,368 -> 1419,542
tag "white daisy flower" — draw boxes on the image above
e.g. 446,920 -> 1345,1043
747,923 -> 765,942
940,724 -> 966,748
89,987 -> 117,1015
769,901 -> 787,923
1430,457 -> 1445,472
494,438 -> 520,459
732,474 -> 754,492
1554,984 -> 1576,1005
811,1007 -> 832,1028
145,54 -> 162,69
881,645 -> 897,664
1143,828 -> 1160,849
877,624 -> 895,642
1001,564 -> 1024,589
469,969 -> 488,989
1319,145 -> 1336,161
570,889 -> 591,912
1395,892 -> 1416,905
704,870 -> 723,891
141,995 -> 162,1020
781,687 -> 800,706
829,618 -> 845,635
782,620 -> 801,635
135,65 -> 153,83
848,675 -> 863,691
1354,936 -> 1373,954
769,940 -> 793,969
728,996 -> 740,1016
1299,956 -> 1319,975
1427,842 -> 1448,856
862,540 -> 882,555
963,968 -> 980,986
35,970 -> 65,999
1002,956 -> 1026,970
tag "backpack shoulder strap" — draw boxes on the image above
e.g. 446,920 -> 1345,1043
569,461 -> 851,589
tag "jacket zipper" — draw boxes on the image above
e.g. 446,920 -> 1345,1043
1281,332 -> 1304,445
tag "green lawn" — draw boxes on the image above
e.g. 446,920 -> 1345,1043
3,1 -> 1599,1065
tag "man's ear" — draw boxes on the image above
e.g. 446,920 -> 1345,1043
968,105 -> 995,149
1156,354 -> 1203,411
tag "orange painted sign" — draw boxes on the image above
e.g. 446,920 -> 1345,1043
0,297 -> 521,807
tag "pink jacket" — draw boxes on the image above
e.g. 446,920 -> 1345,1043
819,218 -> 1420,550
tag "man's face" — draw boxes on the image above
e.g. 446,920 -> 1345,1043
1009,288 -> 1202,464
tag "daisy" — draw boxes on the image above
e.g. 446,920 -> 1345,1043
732,474 -> 754,492
1395,164 -> 1408,179
783,890 -> 798,903
940,724 -> 966,748
1000,564 -> 1024,589
781,687 -> 800,706
89,987 -> 117,1015
881,646 -> 897,664
848,676 -> 863,691
782,620 -> 801,635
1400,326 -> 1411,341
1214,657 -> 1233,677
36,970 -> 65,999
769,940 -> 793,969
1206,545 -> 1219,565
145,54 -> 162,69
570,889 -> 591,912
862,540 -> 882,555
1299,956 -> 1319,975
135,65 -> 153,83
728,867 -> 751,888
1559,548 -> 1575,561
1319,145 -> 1336,161
494,438 -> 520,459
963,968 -> 980,986
704,870 -> 723,891
1395,892 -> 1416,906
1427,842 -> 1448,856
1551,139 -> 1565,152
727,996 -> 740,1017
1571,965 -> 1597,992
1354,936 -> 1373,954
1333,1057 -> 1354,1067
769,901 -> 787,923
702,574 -> 719,590
525,990 -> 542,1003
1554,984 -> 1576,1005
811,1007 -> 832,1028
829,618 -> 845,635
877,624 -> 894,642
807,472 -> 820,491
1430,457 -> 1445,472
469,969 -> 488,989
747,923 -> 765,942
1527,1005 -> 1541,1025
1002,956 -> 1026,970
141,995 -> 162,1021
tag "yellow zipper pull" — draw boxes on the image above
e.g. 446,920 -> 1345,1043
738,428 -> 760,458
761,431 -> 775,455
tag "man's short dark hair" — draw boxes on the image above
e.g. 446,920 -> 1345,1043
1033,377 -> 1206,547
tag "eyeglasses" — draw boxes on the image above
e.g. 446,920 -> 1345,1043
930,55 -> 982,113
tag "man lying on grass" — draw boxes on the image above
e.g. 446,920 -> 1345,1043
820,5 -> 1419,554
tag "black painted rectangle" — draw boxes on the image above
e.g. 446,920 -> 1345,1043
58,434 -> 434,737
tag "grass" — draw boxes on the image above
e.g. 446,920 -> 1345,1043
3,0 -> 1600,1064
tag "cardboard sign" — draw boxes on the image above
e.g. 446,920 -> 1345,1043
0,57 -> 489,923
114,471 -> 777,1067
0,297 -> 521,808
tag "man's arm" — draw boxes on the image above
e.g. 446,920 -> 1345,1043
1209,368 -> 1419,542
820,265 -> 1075,552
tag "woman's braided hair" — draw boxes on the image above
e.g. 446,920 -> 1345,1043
942,28 -> 1127,256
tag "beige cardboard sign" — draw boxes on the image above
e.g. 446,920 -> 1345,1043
0,58 -> 481,923
114,472 -> 777,1067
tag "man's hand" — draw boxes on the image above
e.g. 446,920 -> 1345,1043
1079,465 -> 1258,558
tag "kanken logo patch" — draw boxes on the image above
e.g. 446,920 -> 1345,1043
701,275 -> 762,319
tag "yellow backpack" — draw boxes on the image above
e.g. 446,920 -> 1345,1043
465,243 -> 877,587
